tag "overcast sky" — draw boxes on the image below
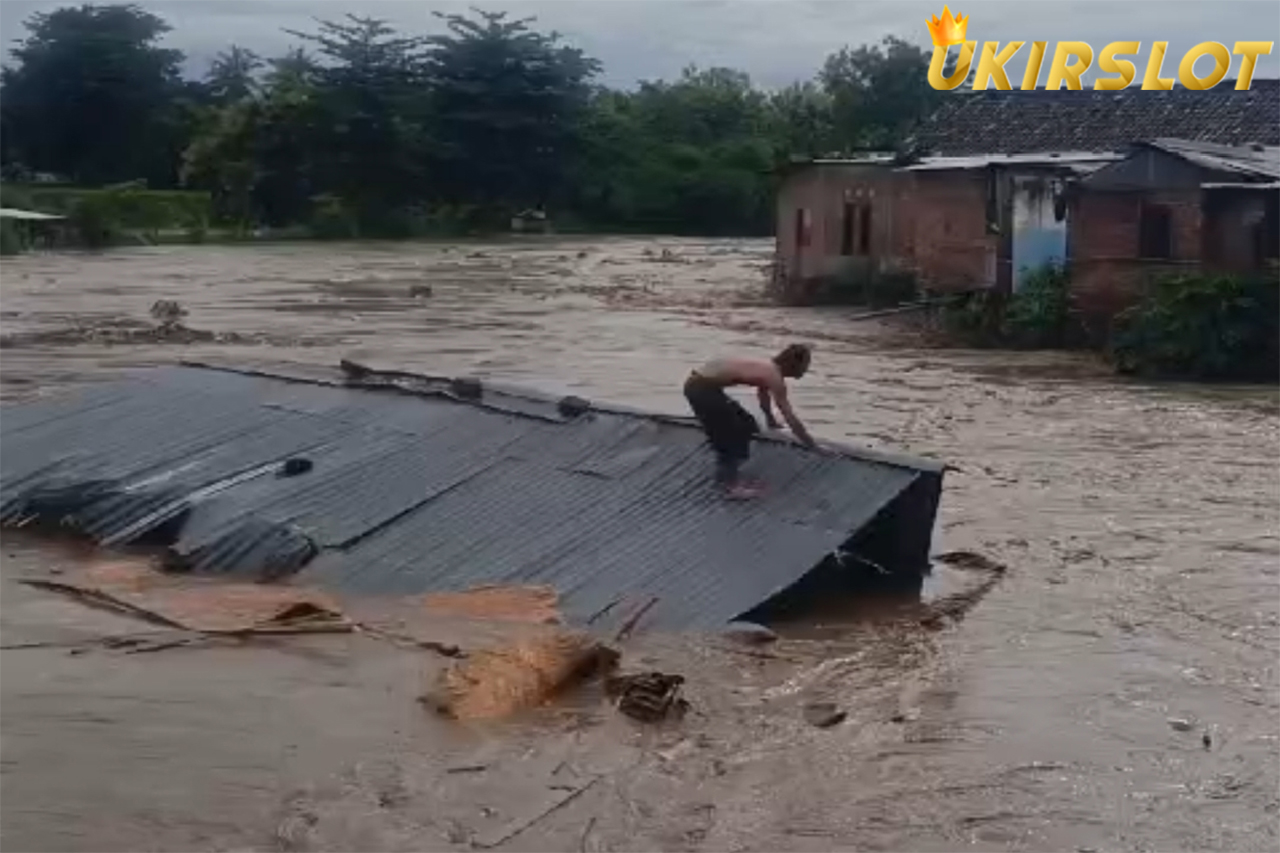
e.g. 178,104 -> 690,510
1,0 -> 1278,88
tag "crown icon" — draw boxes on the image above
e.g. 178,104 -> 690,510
926,6 -> 968,47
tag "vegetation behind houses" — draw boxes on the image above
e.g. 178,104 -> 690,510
0,3 -> 946,240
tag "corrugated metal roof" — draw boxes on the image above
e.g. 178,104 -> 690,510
0,207 -> 65,221
1202,181 -> 1280,190
1145,138 -> 1280,179
0,362 -> 945,632
899,151 -> 1121,173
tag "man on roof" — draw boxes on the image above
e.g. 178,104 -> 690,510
683,343 -> 818,500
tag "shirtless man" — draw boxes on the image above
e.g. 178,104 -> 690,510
683,343 -> 817,499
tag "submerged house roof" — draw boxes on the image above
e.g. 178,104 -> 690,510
910,80 -> 1280,156
0,362 -> 945,633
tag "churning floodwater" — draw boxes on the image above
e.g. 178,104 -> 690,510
0,237 -> 1277,852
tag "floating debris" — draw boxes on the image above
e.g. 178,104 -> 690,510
803,702 -> 847,729
149,299 -> 188,324
423,629 -> 618,720
606,671 -> 688,723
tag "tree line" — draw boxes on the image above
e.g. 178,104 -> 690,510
0,3 -> 945,237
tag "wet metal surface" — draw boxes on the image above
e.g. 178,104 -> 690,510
1,237 -> 1278,851
1,364 -> 941,631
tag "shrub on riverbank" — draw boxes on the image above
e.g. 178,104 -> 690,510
1111,272 -> 1280,381
940,263 -> 1073,349
2,183 -> 212,247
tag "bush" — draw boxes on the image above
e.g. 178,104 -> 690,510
1111,272 -> 1280,381
1003,263 -> 1071,348
939,264 -> 1075,349
0,219 -> 25,255
307,194 -> 358,240
7,184 -> 212,233
940,289 -> 1009,346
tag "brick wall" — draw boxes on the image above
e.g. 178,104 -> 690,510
898,171 -> 999,294
1069,188 -> 1202,318
774,163 -> 904,302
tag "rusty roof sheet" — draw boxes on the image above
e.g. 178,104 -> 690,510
0,362 -> 945,633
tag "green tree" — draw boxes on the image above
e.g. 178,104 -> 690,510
286,15 -> 432,234
0,3 -> 186,186
423,9 -> 601,220
820,36 -> 942,150
205,45 -> 263,104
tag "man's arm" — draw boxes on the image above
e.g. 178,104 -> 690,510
757,387 -> 781,429
770,380 -> 817,448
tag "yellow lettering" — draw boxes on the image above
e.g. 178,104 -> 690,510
1094,41 -> 1140,90
1021,41 -> 1047,90
1233,41 -> 1275,89
928,42 -> 976,90
972,41 -> 1025,90
1142,42 -> 1175,90
1046,42 -> 1094,90
1179,42 -> 1231,90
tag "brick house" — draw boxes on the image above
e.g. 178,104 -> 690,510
774,80 -> 1280,309
1069,139 -> 1280,320
772,155 -> 900,303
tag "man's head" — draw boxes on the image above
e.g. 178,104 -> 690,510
774,343 -> 812,379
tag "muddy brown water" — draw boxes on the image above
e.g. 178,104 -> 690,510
1,237 -> 1277,851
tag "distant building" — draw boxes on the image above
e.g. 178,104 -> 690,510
1069,138 -> 1280,321
773,81 -> 1280,314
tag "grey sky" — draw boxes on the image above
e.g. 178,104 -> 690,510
1,0 -> 1278,89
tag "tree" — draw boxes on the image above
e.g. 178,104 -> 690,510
767,81 -> 836,159
205,45 -> 263,104
820,36 -> 943,151
286,15 -> 432,233
0,3 -> 185,185
422,8 -> 601,217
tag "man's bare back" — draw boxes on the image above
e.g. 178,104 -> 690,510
691,348 -> 817,450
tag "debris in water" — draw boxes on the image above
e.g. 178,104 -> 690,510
1168,717 -> 1194,732
605,671 -> 688,723
409,285 -> 433,298
149,299 -> 188,324
803,702 -> 847,729
423,629 -> 618,720
421,584 -> 563,625
277,457 -> 314,478
20,562 -> 350,635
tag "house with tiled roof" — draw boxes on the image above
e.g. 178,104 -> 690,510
1069,137 -> 1279,320
908,80 -> 1280,156
773,81 -> 1280,311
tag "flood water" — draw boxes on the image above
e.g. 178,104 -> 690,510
1,237 -> 1277,851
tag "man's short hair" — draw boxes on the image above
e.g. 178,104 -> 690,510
775,343 -> 812,373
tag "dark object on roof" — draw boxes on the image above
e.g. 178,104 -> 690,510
911,80 -> 1280,156
0,361 -> 945,633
